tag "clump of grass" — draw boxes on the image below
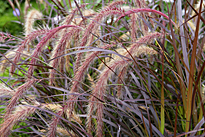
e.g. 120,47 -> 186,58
0,105 -> 37,136
1,0 -> 205,136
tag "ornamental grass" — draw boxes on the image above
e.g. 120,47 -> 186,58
0,0 -> 205,136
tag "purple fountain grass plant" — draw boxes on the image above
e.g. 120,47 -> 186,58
49,8 -> 97,85
64,11 -> 96,71
71,44 -> 114,94
66,21 -> 85,61
87,32 -> 161,136
74,6 -> 168,76
48,4 -> 89,77
74,1 -> 125,74
128,32 -> 162,55
5,79 -> 37,117
46,103 -> 84,137
49,27 -> 82,85
0,105 -> 37,136
2,0 -> 197,136
49,7 -> 96,84
27,25 -> 79,77
87,59 -> 130,136
10,28 -> 50,74
66,44 -> 114,119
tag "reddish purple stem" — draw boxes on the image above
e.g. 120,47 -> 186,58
116,8 -> 176,27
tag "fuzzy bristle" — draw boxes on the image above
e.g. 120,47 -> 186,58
0,83 -> 14,96
0,105 -> 36,136
25,9 -> 43,37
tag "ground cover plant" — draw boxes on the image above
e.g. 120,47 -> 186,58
0,0 -> 205,136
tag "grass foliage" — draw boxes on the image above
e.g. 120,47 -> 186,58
0,0 -> 205,136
